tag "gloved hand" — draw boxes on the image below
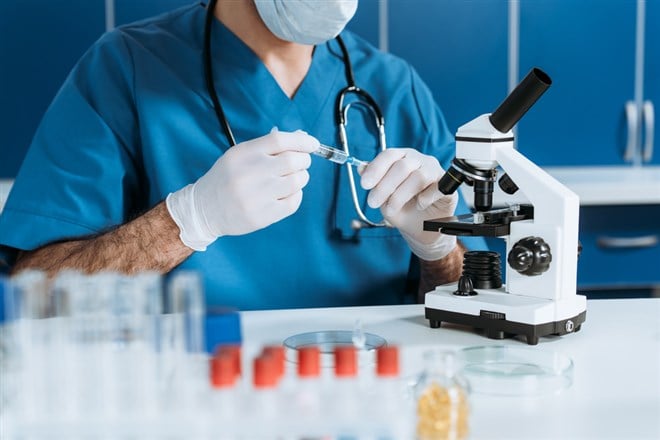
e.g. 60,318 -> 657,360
166,130 -> 320,251
360,148 -> 458,261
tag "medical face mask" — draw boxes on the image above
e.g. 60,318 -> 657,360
254,0 -> 358,45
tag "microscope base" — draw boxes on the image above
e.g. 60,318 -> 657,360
424,286 -> 587,345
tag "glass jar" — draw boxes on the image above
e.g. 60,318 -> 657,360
415,350 -> 470,440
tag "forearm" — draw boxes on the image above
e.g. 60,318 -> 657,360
12,202 -> 193,277
417,241 -> 465,303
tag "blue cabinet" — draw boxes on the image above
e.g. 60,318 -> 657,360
347,0 -> 380,47
114,0 -> 380,46
518,0 -> 657,167
0,0 -> 382,180
0,0 -> 105,178
388,0 -> 509,134
384,0 -> 659,292
1,0 -> 656,293
643,0 -> 659,165
578,205 -> 660,289
114,0 -> 192,26
514,1 -> 659,293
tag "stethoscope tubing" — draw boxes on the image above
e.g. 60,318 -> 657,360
203,0 -> 389,230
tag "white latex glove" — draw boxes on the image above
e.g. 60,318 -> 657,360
360,148 -> 458,261
166,130 -> 319,251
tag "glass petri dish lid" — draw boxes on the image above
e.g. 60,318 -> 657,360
457,345 -> 574,396
283,330 -> 386,366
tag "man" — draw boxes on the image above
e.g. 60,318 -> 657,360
0,0 -> 483,309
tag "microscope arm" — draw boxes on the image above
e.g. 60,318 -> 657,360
495,146 -> 580,301
495,146 -> 578,228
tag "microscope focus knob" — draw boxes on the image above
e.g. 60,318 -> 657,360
507,236 -> 552,276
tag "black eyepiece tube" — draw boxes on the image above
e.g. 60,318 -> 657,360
489,68 -> 552,133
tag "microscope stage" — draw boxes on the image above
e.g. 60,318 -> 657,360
424,285 -> 586,345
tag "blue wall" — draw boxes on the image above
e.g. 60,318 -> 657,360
2,2 -> 658,294
517,0 -> 636,166
389,0 -> 508,136
0,0 -> 381,178
2,1 -> 657,174
0,0 -> 105,177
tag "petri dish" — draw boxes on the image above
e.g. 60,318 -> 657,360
457,345 -> 574,396
283,330 -> 386,366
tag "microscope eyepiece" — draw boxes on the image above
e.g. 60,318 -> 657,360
489,68 -> 551,133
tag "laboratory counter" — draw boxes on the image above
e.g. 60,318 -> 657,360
241,298 -> 660,440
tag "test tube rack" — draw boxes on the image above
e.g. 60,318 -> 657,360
0,271 -> 429,439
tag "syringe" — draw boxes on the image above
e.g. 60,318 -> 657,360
313,144 -> 369,169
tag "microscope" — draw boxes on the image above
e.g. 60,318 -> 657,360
424,68 -> 586,345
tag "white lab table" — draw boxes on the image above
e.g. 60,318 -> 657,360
241,299 -> 660,440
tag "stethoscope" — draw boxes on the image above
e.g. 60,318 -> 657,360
203,0 -> 389,231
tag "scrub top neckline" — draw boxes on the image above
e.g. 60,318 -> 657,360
207,10 -> 344,134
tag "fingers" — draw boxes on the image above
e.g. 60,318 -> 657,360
416,169 -> 459,211
416,184 -> 458,215
239,171 -> 308,229
272,170 -> 311,200
362,149 -> 442,214
272,151 -> 312,177
381,179 -> 433,217
253,129 -> 320,155
360,148 -> 407,190
416,184 -> 444,211
271,190 -> 304,222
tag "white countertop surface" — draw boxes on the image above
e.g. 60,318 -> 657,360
463,165 -> 660,207
242,299 -> 660,440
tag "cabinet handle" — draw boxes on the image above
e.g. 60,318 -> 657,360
642,100 -> 654,162
624,101 -> 639,162
597,235 -> 658,249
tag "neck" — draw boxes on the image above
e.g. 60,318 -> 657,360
214,0 -> 314,98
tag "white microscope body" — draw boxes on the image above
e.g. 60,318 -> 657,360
424,69 -> 586,345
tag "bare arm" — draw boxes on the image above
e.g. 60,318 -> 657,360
12,202 -> 192,277
417,242 -> 465,303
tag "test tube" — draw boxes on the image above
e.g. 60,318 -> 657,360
53,270 -> 114,418
9,269 -> 51,320
161,271 -> 206,414
166,271 -> 205,354
110,272 -> 162,417
0,276 -> 10,414
5,270 -> 54,419
135,271 -> 165,417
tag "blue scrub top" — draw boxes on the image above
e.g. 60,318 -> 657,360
0,3 -> 485,310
